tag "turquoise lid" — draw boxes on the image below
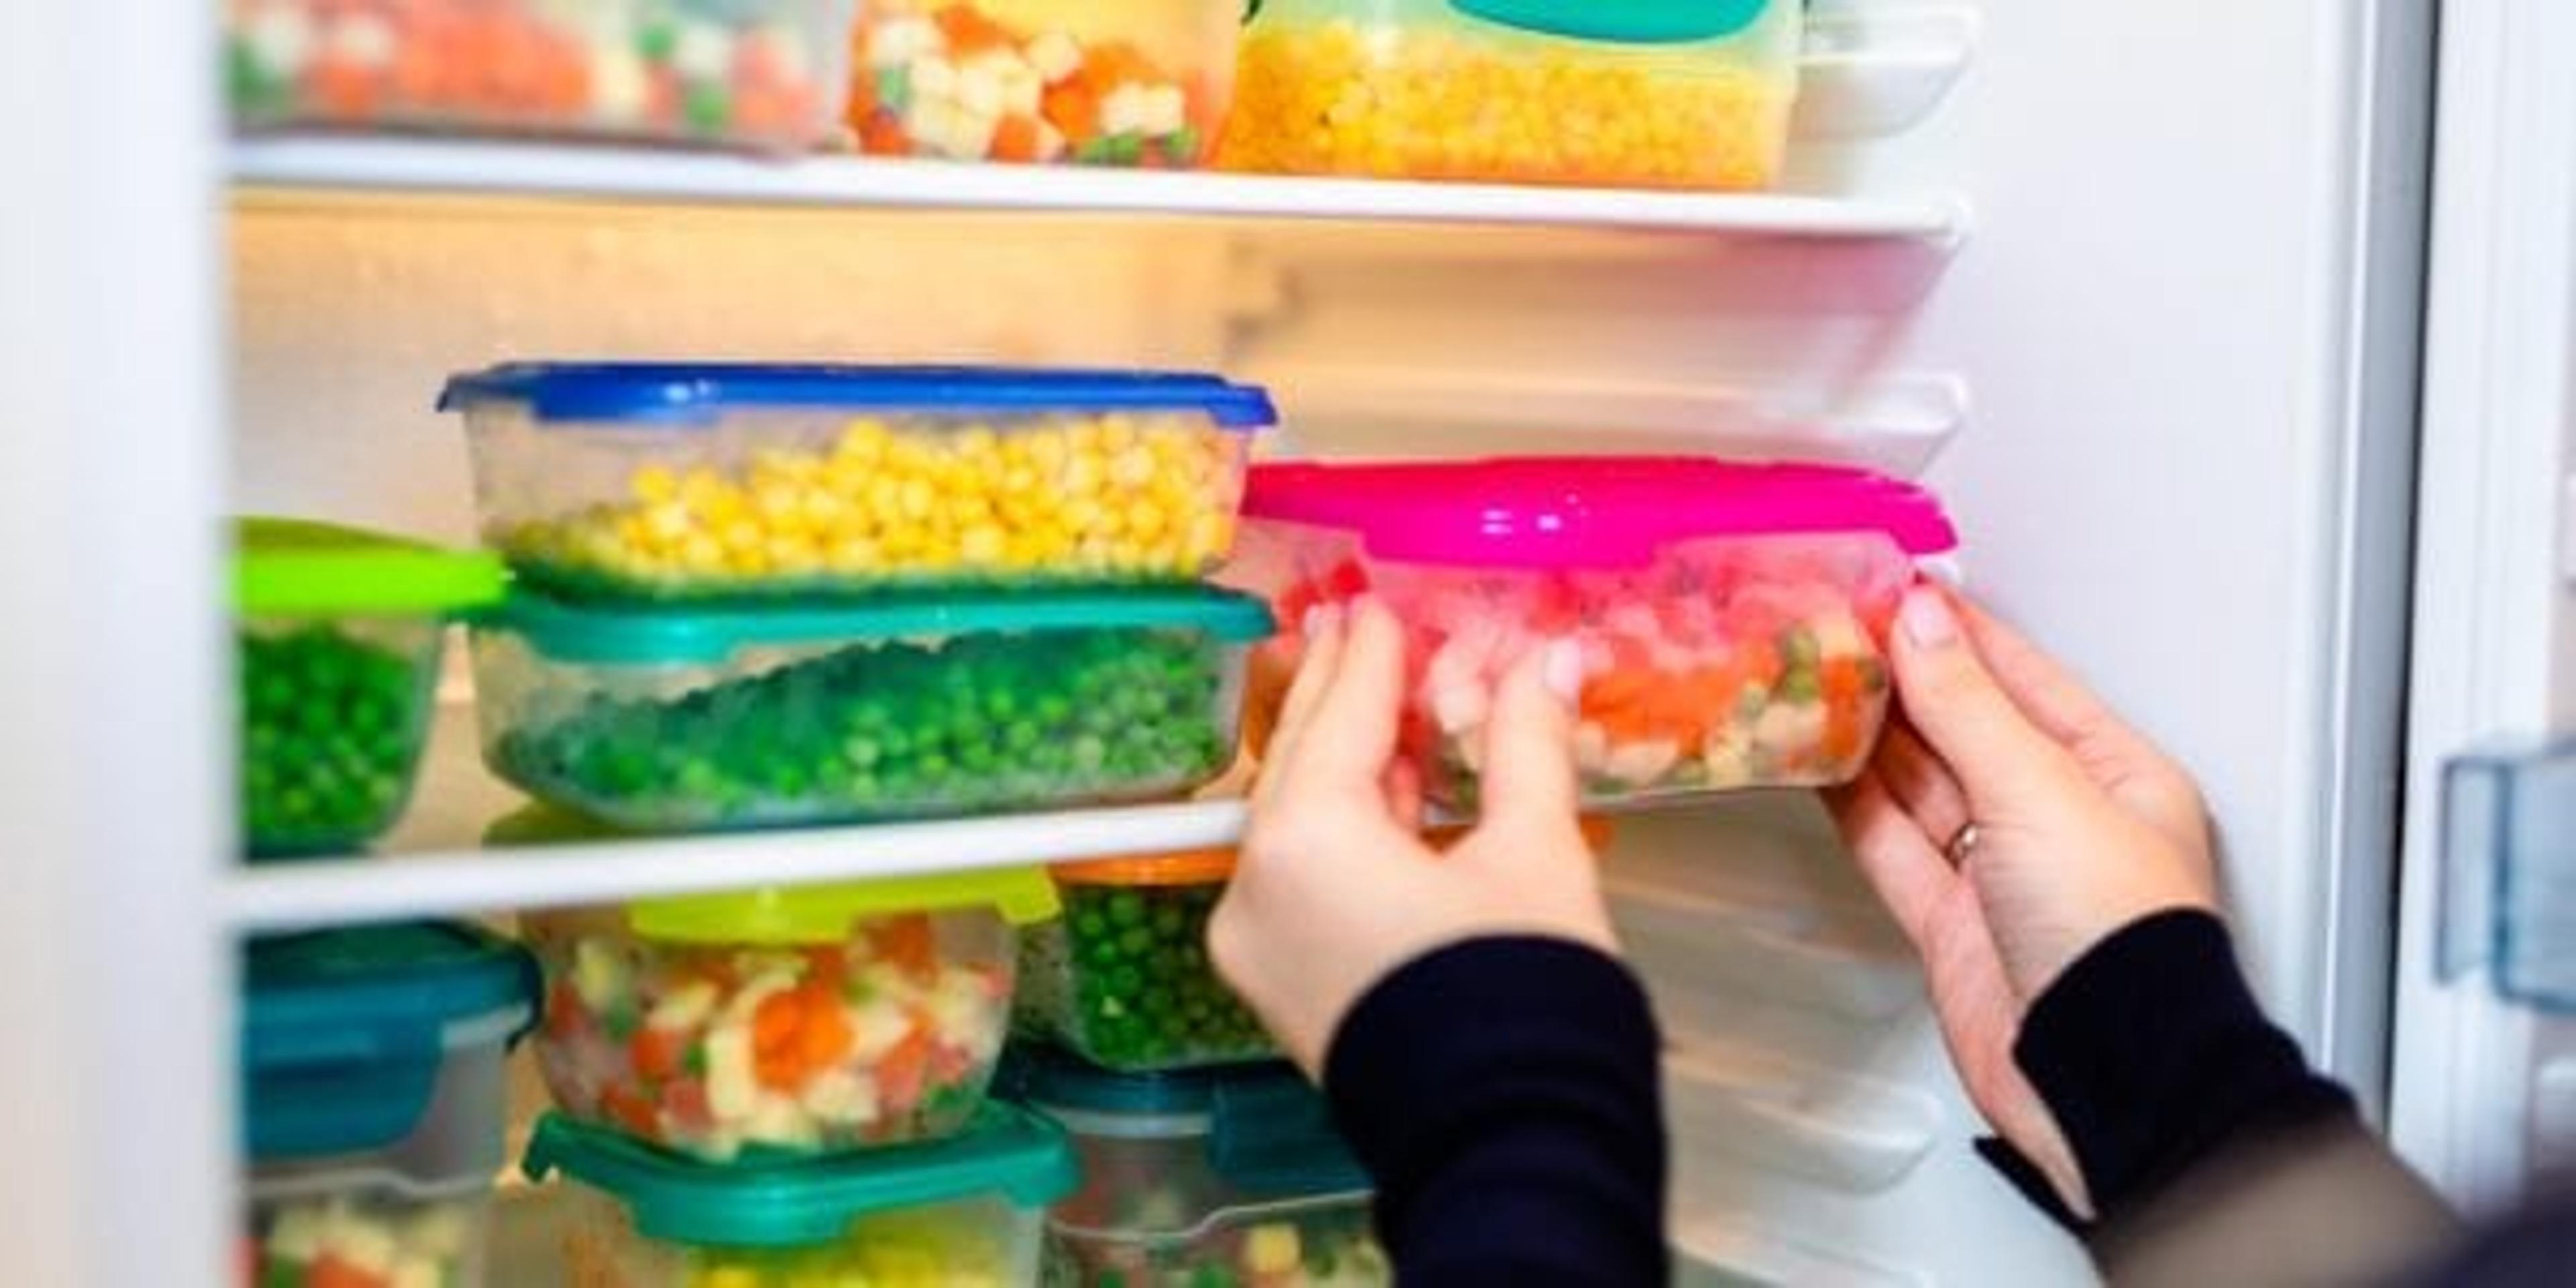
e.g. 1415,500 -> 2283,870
1450,0 -> 1772,42
242,922 -> 539,1161
523,1105 -> 1079,1248
482,586 -> 1275,666
998,1048 -> 1369,1197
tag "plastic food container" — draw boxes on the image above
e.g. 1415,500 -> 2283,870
847,0 -> 1237,167
225,0 -> 853,150
235,518 -> 505,857
243,922 -> 539,1288
1017,850 -> 1275,1073
525,1103 -> 1077,1286
470,585 -> 1271,830
441,364 -> 1275,602
1222,0 -> 1803,191
523,871 -> 1058,1162
1228,458 -> 1955,812
1002,1049 -> 1390,1287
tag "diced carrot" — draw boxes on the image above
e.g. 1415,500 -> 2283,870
629,1026 -> 688,1083
307,1255 -> 390,1288
600,1085 -> 661,1138
662,1078 -> 714,1133
544,981 -> 588,1039
859,113 -> 912,155
845,62 -> 878,125
752,988 -> 808,1089
873,915 -> 938,979
1580,667 -> 1659,717
1041,81 -> 1099,144
934,3 -> 1013,55
991,113 -> 1042,162
307,60 -> 383,121
1081,40 -> 1160,91
1819,656 -> 1870,703
804,945 -> 850,981
792,983 -> 854,1067
877,1025 -> 933,1111
1822,701 -> 1866,765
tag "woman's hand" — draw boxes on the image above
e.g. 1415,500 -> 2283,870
1829,587 -> 2219,1216
1210,598 -> 1618,1077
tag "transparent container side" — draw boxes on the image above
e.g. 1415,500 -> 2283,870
1222,0 -> 1803,191
462,405 -> 1250,600
239,614 -> 445,857
847,0 -> 1239,168
1046,1194 -> 1389,1288
225,0 -> 857,151
523,905 -> 1015,1161
559,1187 -> 1044,1287
1017,880 -> 1278,1073
1230,523 -> 1908,814
474,623 -> 1246,831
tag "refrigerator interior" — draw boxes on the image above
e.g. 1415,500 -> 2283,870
0,0 -> 2434,1284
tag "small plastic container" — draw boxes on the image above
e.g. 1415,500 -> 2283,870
440,364 -> 1276,602
225,0 -> 854,150
235,518 -> 506,857
847,0 -> 1238,167
1002,1048 -> 1391,1287
525,1103 -> 1077,1285
470,585 -> 1271,830
1017,850 -> 1277,1073
1222,0 -> 1804,191
1227,458 -> 1955,813
242,922 -> 539,1288
523,871 -> 1059,1162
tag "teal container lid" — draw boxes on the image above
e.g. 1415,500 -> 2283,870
1450,0 -> 1772,43
481,586 -> 1275,666
997,1047 -> 1370,1197
523,1105 -> 1079,1248
242,922 -> 539,1161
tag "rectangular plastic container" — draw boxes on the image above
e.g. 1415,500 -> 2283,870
847,0 -> 1238,167
235,519 -> 506,857
470,586 -> 1272,830
1002,1049 -> 1391,1287
225,0 -> 855,150
1222,0 -> 1804,191
523,871 -> 1058,1163
1226,458 -> 1956,814
1016,850 -> 1278,1073
524,1103 -> 1077,1285
244,922 -> 539,1288
440,364 -> 1276,602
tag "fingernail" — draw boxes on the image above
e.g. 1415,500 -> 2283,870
1541,639 -> 1585,702
1899,590 -> 1959,649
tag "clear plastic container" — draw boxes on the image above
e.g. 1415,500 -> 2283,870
847,0 -> 1238,167
523,872 -> 1059,1162
1222,0 -> 1804,190
1001,1049 -> 1391,1288
225,0 -> 855,150
470,586 -> 1272,830
234,519 -> 505,857
440,364 -> 1275,602
243,922 -> 539,1288
524,1103 -> 1077,1286
1016,851 -> 1277,1073
1226,458 -> 1955,813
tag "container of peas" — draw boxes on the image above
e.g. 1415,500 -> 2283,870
235,518 -> 505,857
1016,849 -> 1276,1073
469,586 -> 1272,832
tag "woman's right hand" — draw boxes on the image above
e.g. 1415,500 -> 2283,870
1829,587 -> 2219,1217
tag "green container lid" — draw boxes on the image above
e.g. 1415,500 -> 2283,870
481,586 -> 1275,667
236,518 -> 507,618
631,869 -> 1063,945
1450,0 -> 1772,42
523,1105 -> 1079,1248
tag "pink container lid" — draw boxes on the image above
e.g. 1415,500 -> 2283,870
1241,458 -> 1958,570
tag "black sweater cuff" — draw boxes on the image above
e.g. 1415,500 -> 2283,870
1325,936 -> 1668,1287
2012,908 -> 2355,1224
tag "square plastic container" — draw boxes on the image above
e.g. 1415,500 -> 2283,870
225,0 -> 855,150
1016,850 -> 1277,1073
243,922 -> 539,1288
470,585 -> 1272,830
235,519 -> 506,858
1222,0 -> 1804,191
440,364 -> 1276,602
523,871 -> 1058,1162
847,0 -> 1239,167
1002,1049 -> 1391,1287
524,1103 -> 1077,1286
1226,458 -> 1956,814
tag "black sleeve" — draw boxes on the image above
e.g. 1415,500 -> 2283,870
1324,936 -> 1669,1287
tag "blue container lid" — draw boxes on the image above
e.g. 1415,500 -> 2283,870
523,1105 -> 1078,1248
242,922 -> 539,1161
437,364 -> 1279,430
998,1047 -> 1370,1197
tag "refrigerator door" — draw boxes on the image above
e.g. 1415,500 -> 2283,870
2389,0 -> 2576,1215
